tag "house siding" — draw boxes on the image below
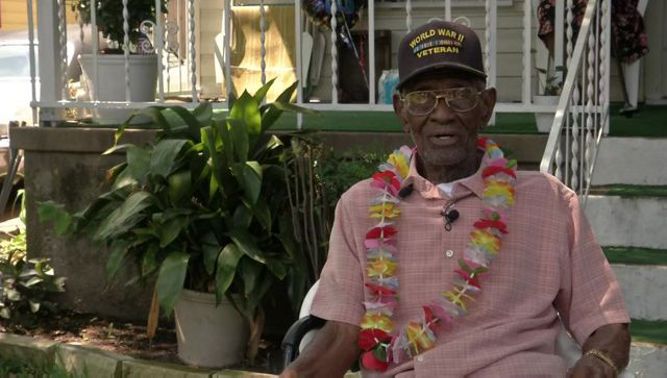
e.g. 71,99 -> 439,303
196,1 -> 624,103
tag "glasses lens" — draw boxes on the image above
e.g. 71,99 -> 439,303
405,91 -> 436,115
446,88 -> 480,112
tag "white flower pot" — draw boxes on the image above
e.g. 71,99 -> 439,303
174,289 -> 249,368
533,95 -> 560,133
78,54 -> 158,124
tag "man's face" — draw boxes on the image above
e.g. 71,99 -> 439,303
393,71 -> 496,172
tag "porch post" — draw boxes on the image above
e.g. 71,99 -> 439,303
37,0 -> 65,125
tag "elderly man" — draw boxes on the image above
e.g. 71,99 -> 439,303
281,20 -> 629,377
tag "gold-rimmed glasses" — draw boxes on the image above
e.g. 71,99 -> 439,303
400,87 -> 484,116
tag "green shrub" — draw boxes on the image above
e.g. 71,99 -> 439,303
0,191 -> 66,321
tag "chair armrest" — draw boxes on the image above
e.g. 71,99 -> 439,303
281,315 -> 326,369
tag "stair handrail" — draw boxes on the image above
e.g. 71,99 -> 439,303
540,0 -> 611,207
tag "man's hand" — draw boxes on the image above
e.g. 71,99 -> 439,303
568,323 -> 630,378
568,353 -> 617,377
279,320 -> 360,378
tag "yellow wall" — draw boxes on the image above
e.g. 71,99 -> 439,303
1,0 -> 78,30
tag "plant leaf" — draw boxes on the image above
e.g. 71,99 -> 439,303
37,201 -> 73,236
127,145 -> 151,183
227,118 -> 249,163
158,217 -> 186,248
232,161 -> 262,205
166,106 -> 204,141
156,250 -> 190,315
193,102 -> 213,125
150,139 -> 189,179
214,243 -> 244,302
228,229 -> 266,264
261,80 -> 298,132
106,240 -> 130,281
252,77 -> 276,104
233,204 -> 253,230
201,232 -> 220,276
229,90 -> 262,146
94,192 -> 153,241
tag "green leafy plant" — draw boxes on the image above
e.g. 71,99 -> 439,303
38,80 -> 306,329
0,191 -> 66,320
72,0 -> 168,51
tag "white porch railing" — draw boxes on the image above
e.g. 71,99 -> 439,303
540,0 -> 611,204
27,1 -> 590,124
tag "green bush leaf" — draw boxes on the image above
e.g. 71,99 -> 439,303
156,251 -> 190,314
167,170 -> 192,204
214,243 -> 244,302
252,78 -> 276,104
94,192 -> 153,241
228,229 -> 266,264
230,91 -> 262,146
127,146 -> 151,183
37,201 -> 73,236
261,81 -> 298,132
150,139 -> 189,179
232,161 -> 262,205
228,119 -> 249,163
201,232 -> 220,275
106,240 -> 130,281
193,102 -> 213,125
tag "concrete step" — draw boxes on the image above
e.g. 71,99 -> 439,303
585,195 -> 667,249
612,264 -> 667,321
592,137 -> 667,186
627,342 -> 667,377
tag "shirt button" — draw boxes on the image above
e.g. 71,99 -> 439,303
445,249 -> 454,258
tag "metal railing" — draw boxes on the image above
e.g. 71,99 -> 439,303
539,0 -> 611,205
27,1 -> 580,127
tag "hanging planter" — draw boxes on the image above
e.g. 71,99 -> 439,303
302,0 -> 365,31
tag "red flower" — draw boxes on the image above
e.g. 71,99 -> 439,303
366,226 -> 398,240
422,305 -> 441,331
358,328 -> 392,351
372,171 -> 401,193
454,269 -> 481,288
482,165 -> 516,179
361,350 -> 390,371
477,137 -> 489,150
473,219 -> 508,234
365,282 -> 397,298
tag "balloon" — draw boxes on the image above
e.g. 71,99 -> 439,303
302,0 -> 365,30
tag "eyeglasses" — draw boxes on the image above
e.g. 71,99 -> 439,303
400,87 -> 484,116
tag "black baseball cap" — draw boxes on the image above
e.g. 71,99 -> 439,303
396,20 -> 486,90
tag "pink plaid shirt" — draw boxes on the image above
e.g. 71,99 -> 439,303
311,156 -> 629,377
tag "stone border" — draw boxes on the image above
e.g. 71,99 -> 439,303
0,333 -> 277,377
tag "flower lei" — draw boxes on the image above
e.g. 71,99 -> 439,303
358,137 -> 517,372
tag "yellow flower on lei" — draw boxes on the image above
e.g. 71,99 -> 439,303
369,202 -> 400,219
367,258 -> 397,278
387,152 -> 410,179
361,312 -> 394,333
405,321 -> 436,354
470,229 -> 500,254
483,180 -> 515,206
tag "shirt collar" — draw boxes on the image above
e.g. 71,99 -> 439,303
402,150 -> 485,200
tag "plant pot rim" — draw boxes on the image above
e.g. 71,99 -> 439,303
179,288 -> 239,305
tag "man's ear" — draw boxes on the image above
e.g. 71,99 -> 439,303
479,87 -> 497,126
393,93 -> 410,133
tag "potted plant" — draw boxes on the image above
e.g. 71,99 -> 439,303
71,0 -> 169,123
39,80 -> 307,368
534,64 -> 564,132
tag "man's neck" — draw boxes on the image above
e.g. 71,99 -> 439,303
419,153 -> 482,184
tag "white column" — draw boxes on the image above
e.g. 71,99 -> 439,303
260,0 -> 267,86
156,0 -> 165,102
123,0 -> 131,102
522,0 -> 531,104
223,0 -> 233,102
368,0 -> 376,105
485,0 -> 497,124
330,1 -> 339,104
295,0 -> 303,128
445,0 -> 452,21
189,0 -> 198,103
37,0 -> 64,124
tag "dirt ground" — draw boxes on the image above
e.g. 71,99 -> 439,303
0,309 -> 283,374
